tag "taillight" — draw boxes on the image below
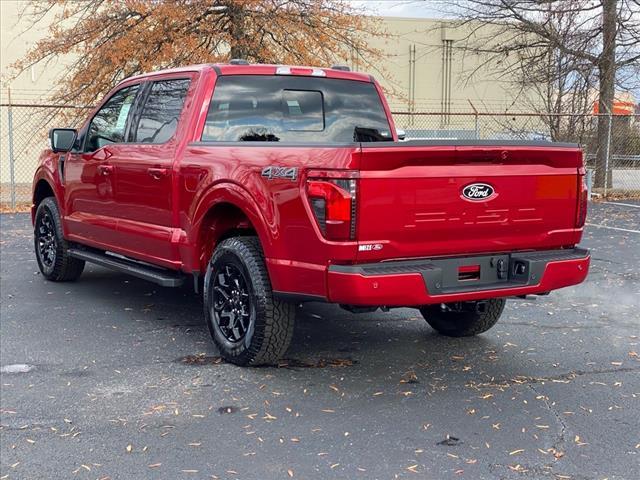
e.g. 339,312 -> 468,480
576,170 -> 588,228
307,173 -> 357,241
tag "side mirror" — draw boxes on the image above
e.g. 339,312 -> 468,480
50,128 -> 78,153
396,129 -> 406,141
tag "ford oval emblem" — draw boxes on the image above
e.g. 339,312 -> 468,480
462,183 -> 495,201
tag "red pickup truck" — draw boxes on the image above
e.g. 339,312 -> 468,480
32,63 -> 590,366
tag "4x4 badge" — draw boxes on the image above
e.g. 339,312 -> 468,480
261,166 -> 298,181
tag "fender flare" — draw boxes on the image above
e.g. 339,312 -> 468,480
31,166 -> 61,218
190,181 -> 276,258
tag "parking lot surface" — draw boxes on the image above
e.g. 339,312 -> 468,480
1,202 -> 639,480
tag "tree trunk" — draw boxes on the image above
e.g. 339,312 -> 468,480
228,3 -> 248,59
594,0 -> 617,189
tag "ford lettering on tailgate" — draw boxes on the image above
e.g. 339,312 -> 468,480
462,183 -> 495,201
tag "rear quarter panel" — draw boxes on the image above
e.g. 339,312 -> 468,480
179,144 -> 360,295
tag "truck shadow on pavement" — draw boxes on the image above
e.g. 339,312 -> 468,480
74,265 -> 502,376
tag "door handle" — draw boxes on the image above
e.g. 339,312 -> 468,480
148,167 -> 168,179
97,164 -> 114,176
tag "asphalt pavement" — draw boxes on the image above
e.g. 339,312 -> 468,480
1,202 -> 639,480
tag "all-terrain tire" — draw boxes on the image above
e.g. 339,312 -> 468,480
34,197 -> 85,281
204,236 -> 295,366
419,298 -> 506,337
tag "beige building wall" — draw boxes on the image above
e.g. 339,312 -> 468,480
2,5 -> 530,111
361,17 -> 532,112
1,1 -> 73,104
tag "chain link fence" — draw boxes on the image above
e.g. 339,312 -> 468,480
1,104 -> 638,211
1,104 -> 90,210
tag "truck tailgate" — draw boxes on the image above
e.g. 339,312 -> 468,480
356,142 -> 583,261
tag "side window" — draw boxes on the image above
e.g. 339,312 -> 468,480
133,79 -> 191,144
86,85 -> 139,151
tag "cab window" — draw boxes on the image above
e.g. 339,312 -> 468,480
85,85 -> 139,151
133,79 -> 191,144
201,75 -> 391,143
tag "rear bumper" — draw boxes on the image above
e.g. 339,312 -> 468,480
327,248 -> 590,306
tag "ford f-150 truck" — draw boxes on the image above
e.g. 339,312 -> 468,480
33,62 -> 590,366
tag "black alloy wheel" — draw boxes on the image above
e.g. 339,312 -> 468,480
33,197 -> 85,281
212,263 -> 252,343
36,209 -> 57,270
204,236 -> 296,366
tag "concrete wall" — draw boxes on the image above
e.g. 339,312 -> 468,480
361,17 -> 534,112
1,1 -> 74,104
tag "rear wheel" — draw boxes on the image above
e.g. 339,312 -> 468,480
419,298 -> 506,337
34,197 -> 85,281
204,236 -> 295,366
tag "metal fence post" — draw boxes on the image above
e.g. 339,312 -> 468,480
603,111 -> 612,198
474,113 -> 479,139
467,100 -> 479,139
7,89 -> 16,210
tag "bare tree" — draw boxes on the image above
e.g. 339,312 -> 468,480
431,0 -> 640,188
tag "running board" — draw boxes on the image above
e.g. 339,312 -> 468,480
68,248 -> 185,287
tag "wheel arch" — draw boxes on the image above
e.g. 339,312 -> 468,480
192,183 -> 273,273
31,172 -> 60,225
33,178 -> 55,208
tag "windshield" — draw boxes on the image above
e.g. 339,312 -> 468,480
202,75 -> 392,143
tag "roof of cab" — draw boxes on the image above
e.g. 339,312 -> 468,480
121,63 -> 373,84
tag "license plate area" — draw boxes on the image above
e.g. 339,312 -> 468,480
458,264 -> 481,281
434,254 -> 511,292
339,248 -> 588,296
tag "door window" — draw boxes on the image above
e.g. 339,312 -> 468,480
133,79 -> 191,144
85,85 -> 139,151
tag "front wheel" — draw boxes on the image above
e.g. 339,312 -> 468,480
34,197 -> 85,281
204,236 -> 295,366
419,298 -> 506,337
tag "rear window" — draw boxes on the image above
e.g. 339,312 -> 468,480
202,75 -> 391,143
